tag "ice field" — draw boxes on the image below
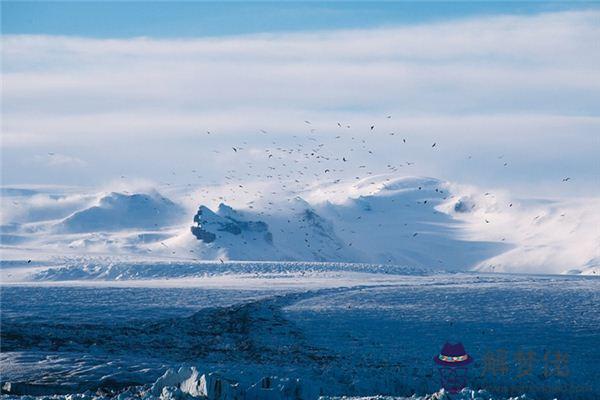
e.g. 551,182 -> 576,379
1,262 -> 598,399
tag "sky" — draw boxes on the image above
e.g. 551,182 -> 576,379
3,1 -> 596,38
2,1 -> 599,198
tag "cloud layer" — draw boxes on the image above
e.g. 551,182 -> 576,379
2,10 -> 599,196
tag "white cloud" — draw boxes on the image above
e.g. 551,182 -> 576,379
3,11 -> 599,134
33,153 -> 87,167
1,10 -> 599,196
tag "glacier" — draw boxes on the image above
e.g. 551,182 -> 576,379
1,272 -> 598,399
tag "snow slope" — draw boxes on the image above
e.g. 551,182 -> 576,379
57,191 -> 186,233
2,174 -> 598,274
438,184 -> 600,275
156,176 -> 505,270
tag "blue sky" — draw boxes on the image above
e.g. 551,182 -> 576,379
3,1 -> 598,37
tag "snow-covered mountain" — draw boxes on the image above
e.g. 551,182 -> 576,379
178,176 -> 503,270
184,198 -> 354,262
58,191 -> 185,233
1,174 -> 598,275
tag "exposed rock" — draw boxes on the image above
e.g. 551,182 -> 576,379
191,204 -> 272,245
453,197 -> 476,213
191,226 -> 217,243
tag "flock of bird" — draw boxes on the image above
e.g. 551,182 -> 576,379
107,116 -> 573,260
3,115 -> 570,263
187,119 -> 438,214
173,117 -> 571,208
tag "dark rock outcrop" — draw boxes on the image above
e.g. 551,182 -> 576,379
191,204 -> 273,245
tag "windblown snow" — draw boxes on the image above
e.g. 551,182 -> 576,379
1,174 -> 599,276
58,191 -> 186,233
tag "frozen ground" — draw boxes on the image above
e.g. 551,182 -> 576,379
1,262 -> 598,399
